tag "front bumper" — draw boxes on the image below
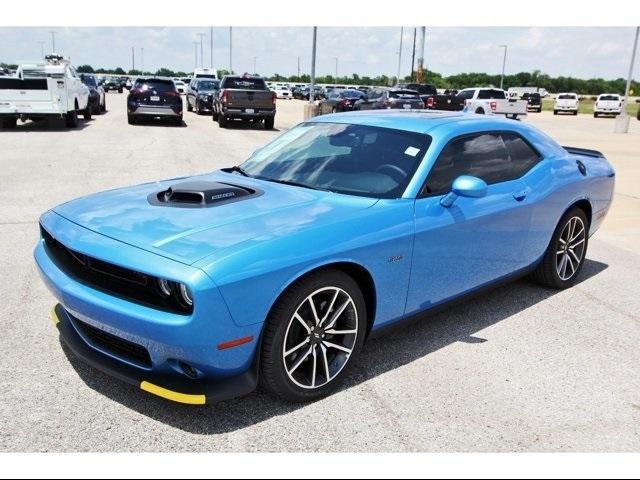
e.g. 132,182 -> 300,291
35,211 -> 261,404
51,304 -> 258,405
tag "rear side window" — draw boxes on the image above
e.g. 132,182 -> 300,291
223,77 -> 266,90
477,89 -> 506,99
422,132 -> 541,196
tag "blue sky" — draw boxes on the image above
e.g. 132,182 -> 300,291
1,27 -> 637,79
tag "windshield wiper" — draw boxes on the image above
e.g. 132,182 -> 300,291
227,165 -> 251,177
259,177 -> 330,192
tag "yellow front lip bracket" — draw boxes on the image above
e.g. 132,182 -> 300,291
50,306 -> 60,327
140,381 -> 206,405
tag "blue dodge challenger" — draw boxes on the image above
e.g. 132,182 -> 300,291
35,111 -> 615,404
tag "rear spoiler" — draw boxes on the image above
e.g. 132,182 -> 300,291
563,146 -> 605,158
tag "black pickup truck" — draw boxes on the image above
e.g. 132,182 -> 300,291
522,92 -> 542,113
424,91 -> 466,111
212,75 -> 276,129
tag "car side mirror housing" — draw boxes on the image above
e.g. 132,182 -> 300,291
440,175 -> 488,208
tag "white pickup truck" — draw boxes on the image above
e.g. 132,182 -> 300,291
457,87 -> 528,119
553,92 -> 579,115
593,93 -> 623,118
0,54 -> 90,129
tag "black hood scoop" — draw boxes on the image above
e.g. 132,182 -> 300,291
149,180 -> 261,208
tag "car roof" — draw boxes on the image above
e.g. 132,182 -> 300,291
308,110 -> 523,134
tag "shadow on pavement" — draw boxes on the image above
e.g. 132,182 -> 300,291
62,258 -> 608,435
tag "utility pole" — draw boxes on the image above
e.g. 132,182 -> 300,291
210,26 -> 214,69
229,27 -> 233,73
193,42 -> 198,69
615,26 -> 640,134
410,28 -> 417,82
305,26 -> 318,119
197,33 -> 205,69
297,56 -> 300,79
333,57 -> 338,81
396,26 -> 404,86
253,56 -> 257,74
499,45 -> 508,90
416,27 -> 425,83
131,47 -> 135,71
140,47 -> 144,74
49,31 -> 56,53
38,41 -> 45,59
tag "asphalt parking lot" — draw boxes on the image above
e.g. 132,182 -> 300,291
1,94 -> 639,452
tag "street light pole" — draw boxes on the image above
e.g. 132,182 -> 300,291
253,56 -> 257,74
197,33 -> 205,69
615,26 -> 639,134
410,28 -> 417,82
49,31 -> 56,53
140,47 -> 144,74
333,57 -> 338,81
499,44 -> 508,90
396,26 -> 404,86
38,41 -> 45,59
131,47 -> 135,71
416,27 -> 425,83
210,26 -> 214,69
305,27 -> 318,110
229,27 -> 233,73
193,42 -> 198,69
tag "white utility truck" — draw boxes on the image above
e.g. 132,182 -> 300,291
457,87 -> 528,120
0,54 -> 90,129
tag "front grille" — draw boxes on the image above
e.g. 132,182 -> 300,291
40,224 -> 192,315
72,315 -> 152,368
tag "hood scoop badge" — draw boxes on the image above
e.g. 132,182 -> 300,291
149,180 -> 261,208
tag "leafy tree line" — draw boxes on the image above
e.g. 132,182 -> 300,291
5,61 -> 637,95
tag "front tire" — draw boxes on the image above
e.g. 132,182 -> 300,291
83,106 -> 92,121
218,114 -> 228,128
260,269 -> 367,402
65,109 -> 79,128
264,116 -> 275,130
1,117 -> 17,129
531,207 -> 589,289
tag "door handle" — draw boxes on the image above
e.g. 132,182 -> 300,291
512,190 -> 528,201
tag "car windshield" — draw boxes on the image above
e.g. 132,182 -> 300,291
198,80 -> 219,90
240,122 -> 431,198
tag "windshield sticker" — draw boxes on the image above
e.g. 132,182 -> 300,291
405,147 -> 421,157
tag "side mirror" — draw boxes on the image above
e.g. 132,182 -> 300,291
440,175 -> 488,208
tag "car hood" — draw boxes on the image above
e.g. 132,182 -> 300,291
197,89 -> 217,95
52,171 -> 378,265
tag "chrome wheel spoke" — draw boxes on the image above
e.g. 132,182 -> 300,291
323,340 -> 352,355
322,299 -> 351,330
325,328 -> 357,336
569,226 -> 584,243
570,238 -> 585,249
568,248 -> 581,264
319,289 -> 340,326
284,338 -> 310,357
307,297 -> 321,325
311,346 -> 318,388
294,313 -> 311,334
321,344 -> 330,382
288,346 -> 313,375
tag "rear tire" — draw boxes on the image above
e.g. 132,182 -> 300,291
127,114 -> 136,125
264,116 -> 275,130
531,207 -> 589,290
218,114 -> 227,128
475,108 -> 485,114
1,117 -> 17,129
65,109 -> 79,128
187,100 -> 192,112
553,110 -> 558,115
260,269 -> 367,402
83,107 -> 92,121
212,110 -> 219,121
594,113 -> 598,118
174,116 -> 183,126
573,110 -> 578,116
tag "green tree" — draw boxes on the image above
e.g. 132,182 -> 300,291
76,64 -> 94,73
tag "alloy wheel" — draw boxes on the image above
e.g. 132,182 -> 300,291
282,287 -> 358,390
556,216 -> 586,281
